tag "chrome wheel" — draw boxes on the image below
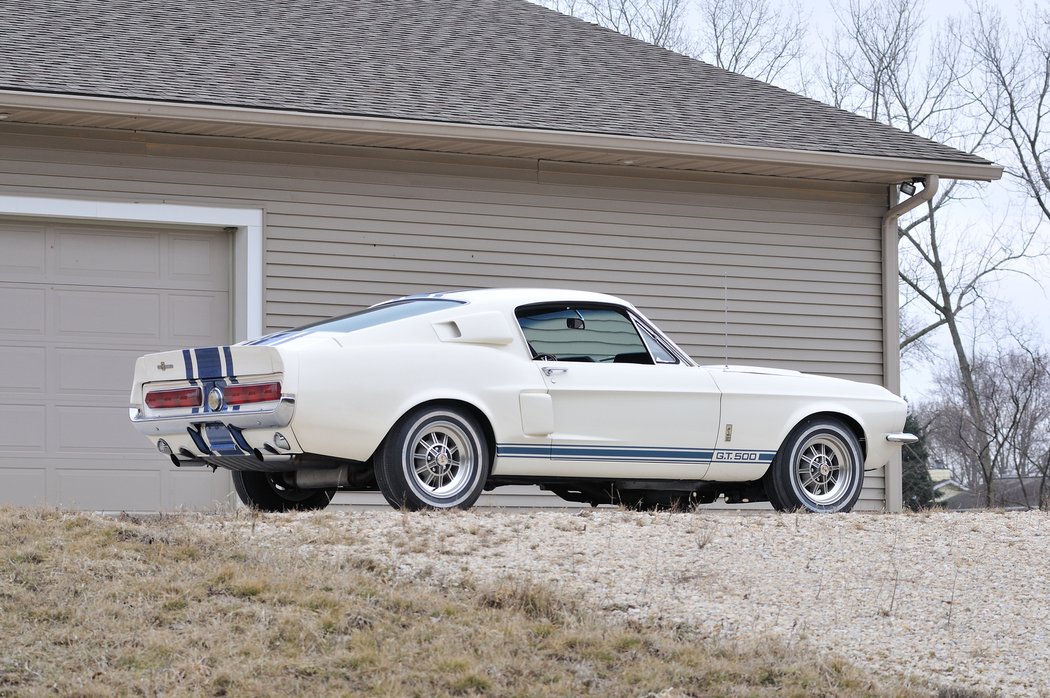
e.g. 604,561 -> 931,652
406,420 -> 476,498
764,418 -> 864,513
375,406 -> 489,510
793,435 -> 853,505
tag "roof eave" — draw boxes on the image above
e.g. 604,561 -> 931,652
0,90 -> 1005,182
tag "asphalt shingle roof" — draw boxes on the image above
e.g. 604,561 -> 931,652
0,0 -> 989,165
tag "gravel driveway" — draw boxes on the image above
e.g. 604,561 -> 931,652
225,509 -> 1050,696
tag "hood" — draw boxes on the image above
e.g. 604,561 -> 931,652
703,364 -> 802,377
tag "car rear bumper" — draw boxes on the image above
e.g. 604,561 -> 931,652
129,397 -> 295,436
130,396 -> 301,466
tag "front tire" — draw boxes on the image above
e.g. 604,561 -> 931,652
232,471 -> 334,512
763,418 -> 864,513
374,405 -> 489,510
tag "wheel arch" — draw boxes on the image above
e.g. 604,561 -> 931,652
378,397 -> 498,469
776,409 -> 865,461
766,410 -> 867,477
800,411 -> 866,457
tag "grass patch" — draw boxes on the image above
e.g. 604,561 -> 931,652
0,507 -> 966,696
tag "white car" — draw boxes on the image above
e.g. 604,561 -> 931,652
130,288 -> 914,513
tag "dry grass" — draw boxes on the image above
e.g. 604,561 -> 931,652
0,507 -> 960,697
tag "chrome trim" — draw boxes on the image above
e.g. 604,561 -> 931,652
129,396 -> 295,435
885,432 -> 919,444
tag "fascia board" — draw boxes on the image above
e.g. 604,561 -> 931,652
0,90 -> 1005,182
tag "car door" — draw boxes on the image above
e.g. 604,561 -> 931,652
516,303 -> 722,479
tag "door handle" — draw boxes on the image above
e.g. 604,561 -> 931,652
542,367 -> 567,377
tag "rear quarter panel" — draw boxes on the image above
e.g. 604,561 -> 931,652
284,330 -> 544,463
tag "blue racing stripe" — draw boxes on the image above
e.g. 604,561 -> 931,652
195,347 -> 223,379
182,349 -> 193,381
222,346 -> 238,383
204,424 -> 243,456
552,445 -> 714,461
182,349 -> 200,414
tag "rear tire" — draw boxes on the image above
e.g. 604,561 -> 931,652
374,405 -> 489,510
764,418 -> 864,513
232,471 -> 334,512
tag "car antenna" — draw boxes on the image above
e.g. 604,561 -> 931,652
724,272 -> 729,369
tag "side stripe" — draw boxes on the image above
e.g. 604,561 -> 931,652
496,443 -> 775,465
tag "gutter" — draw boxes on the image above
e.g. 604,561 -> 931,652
0,90 -> 1004,182
880,174 -> 939,513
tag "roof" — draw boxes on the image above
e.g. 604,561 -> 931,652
412,288 -> 632,308
0,0 -> 999,181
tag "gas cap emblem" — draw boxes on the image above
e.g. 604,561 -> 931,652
207,387 -> 224,411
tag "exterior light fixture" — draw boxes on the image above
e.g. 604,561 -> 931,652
900,177 -> 924,196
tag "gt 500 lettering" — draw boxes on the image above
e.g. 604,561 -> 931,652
714,451 -> 761,461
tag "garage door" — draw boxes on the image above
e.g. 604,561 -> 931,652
0,219 -> 232,511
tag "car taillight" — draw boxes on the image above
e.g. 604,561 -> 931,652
225,382 -> 282,405
145,387 -> 202,409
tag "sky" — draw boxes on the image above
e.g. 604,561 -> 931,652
723,0 -> 1048,401
536,0 -> 1047,399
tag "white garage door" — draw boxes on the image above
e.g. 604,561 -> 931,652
0,218 -> 232,511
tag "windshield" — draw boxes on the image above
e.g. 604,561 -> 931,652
247,299 -> 464,345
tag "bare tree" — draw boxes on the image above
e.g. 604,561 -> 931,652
820,0 -> 1048,506
534,0 -> 692,52
965,1 -> 1050,224
691,0 -> 807,84
924,344 -> 1050,508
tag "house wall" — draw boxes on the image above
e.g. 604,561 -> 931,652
0,125 -> 891,510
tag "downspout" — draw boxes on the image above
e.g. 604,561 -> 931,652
881,174 -> 939,512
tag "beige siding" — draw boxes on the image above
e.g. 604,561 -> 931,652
0,126 -> 890,510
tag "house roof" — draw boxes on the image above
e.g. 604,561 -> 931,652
0,0 -> 999,181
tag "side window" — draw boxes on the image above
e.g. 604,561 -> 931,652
516,305 -> 654,364
636,321 -> 679,364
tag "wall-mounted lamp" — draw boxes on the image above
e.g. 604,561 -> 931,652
0,113 -> 11,121
899,177 -> 924,196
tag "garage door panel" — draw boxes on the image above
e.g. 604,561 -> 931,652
0,468 -> 47,505
54,346 -> 143,396
54,287 -> 163,340
55,229 -> 160,282
168,234 -> 230,290
169,469 -> 234,510
0,286 -> 46,334
56,468 -> 161,512
169,292 -> 229,344
0,226 -> 47,277
0,345 -> 46,392
54,405 -> 144,453
0,404 -> 46,450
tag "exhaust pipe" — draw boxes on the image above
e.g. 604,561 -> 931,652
292,466 -> 350,489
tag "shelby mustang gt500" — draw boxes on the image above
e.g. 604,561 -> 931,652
130,288 -> 915,513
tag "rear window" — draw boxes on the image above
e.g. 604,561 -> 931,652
248,299 -> 463,344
